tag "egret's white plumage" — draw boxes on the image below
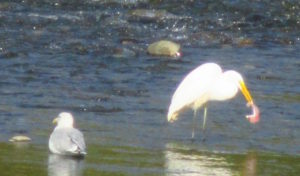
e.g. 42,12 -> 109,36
49,112 -> 87,156
168,63 -> 222,121
167,62 -> 259,136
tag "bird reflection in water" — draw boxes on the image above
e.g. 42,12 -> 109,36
48,154 -> 85,176
242,152 -> 257,176
164,146 -> 234,176
165,144 -> 258,176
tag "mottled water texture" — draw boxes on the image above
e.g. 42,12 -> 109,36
0,143 -> 299,176
0,0 -> 299,175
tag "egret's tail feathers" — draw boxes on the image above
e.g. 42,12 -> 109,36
167,111 -> 178,123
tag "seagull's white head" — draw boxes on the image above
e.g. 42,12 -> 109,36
53,112 -> 74,128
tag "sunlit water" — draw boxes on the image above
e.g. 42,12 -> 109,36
0,1 -> 299,175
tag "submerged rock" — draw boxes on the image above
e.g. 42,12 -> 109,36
147,40 -> 181,57
102,0 -> 148,5
128,9 -> 177,22
120,38 -> 139,45
113,47 -> 136,58
9,135 -> 31,142
235,37 -> 254,47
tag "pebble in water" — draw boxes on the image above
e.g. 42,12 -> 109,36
9,135 -> 31,142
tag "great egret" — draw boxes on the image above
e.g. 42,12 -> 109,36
167,62 -> 260,138
49,112 -> 87,156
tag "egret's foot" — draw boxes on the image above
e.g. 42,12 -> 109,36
190,137 -> 196,143
201,129 -> 207,142
191,130 -> 195,139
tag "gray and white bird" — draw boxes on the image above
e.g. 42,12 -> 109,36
49,112 -> 87,156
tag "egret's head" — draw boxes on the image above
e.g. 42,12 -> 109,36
225,70 -> 253,104
53,112 -> 74,128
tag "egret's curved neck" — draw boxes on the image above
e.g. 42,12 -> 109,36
209,72 -> 239,101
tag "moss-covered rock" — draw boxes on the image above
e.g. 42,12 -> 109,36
147,40 -> 181,57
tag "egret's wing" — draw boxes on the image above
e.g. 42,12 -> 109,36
168,63 -> 222,120
49,128 -> 86,156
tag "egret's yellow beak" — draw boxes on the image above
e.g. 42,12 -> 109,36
52,117 -> 59,124
239,81 -> 253,104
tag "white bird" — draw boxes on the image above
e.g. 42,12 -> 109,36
49,112 -> 87,156
167,62 -> 260,138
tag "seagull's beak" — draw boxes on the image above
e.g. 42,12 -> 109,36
239,80 -> 253,105
52,117 -> 59,124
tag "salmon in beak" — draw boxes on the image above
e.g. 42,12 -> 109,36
239,81 -> 260,124
246,102 -> 260,124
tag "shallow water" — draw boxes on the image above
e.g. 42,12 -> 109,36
0,0 -> 299,175
0,142 -> 299,176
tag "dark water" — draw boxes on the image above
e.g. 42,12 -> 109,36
0,0 -> 299,175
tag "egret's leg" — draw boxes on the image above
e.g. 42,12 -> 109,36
202,106 -> 207,141
202,106 -> 207,131
192,109 -> 198,139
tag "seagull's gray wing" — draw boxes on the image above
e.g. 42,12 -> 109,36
49,128 -> 86,156
68,128 -> 86,155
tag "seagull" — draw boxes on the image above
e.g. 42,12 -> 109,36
49,112 -> 87,156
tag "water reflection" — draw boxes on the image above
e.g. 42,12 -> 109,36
164,143 -> 260,176
164,144 -> 235,176
48,154 -> 84,176
11,141 -> 31,149
242,152 -> 257,176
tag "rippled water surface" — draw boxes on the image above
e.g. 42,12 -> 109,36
0,0 -> 299,175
